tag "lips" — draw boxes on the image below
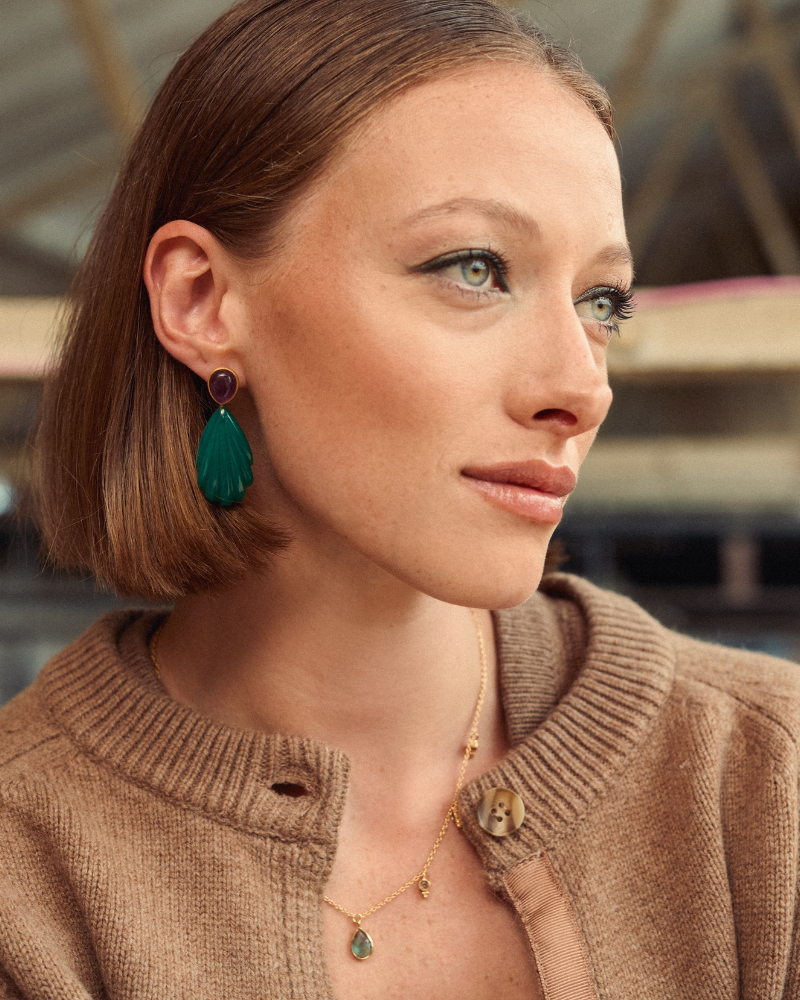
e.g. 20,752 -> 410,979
461,460 -> 576,525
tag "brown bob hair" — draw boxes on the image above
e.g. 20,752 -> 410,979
35,0 -> 613,601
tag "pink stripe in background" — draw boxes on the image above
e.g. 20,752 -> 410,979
634,275 -> 800,311
0,360 -> 49,378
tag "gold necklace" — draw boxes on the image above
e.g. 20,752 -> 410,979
323,608 -> 487,960
148,609 -> 488,962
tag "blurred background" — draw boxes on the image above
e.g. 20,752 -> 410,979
2,0 -> 800,704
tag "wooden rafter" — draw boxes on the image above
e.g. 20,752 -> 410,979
710,88 -> 800,275
0,0 -> 140,231
61,0 -> 145,145
622,4 -> 800,275
620,10 -> 800,130
609,0 -> 683,129
625,105 -> 703,259
739,0 -> 800,161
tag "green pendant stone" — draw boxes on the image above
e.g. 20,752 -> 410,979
351,927 -> 373,960
195,406 -> 254,506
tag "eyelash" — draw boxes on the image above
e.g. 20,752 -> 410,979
577,285 -> 636,337
415,248 -> 511,294
414,251 -> 635,333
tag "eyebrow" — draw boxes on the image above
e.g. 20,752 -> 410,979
402,197 -> 634,276
592,244 -> 635,273
402,198 -> 541,240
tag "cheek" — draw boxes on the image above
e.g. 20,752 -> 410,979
245,284 -> 479,515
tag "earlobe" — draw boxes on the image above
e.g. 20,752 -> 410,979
143,220 -> 239,381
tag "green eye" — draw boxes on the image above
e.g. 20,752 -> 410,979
576,294 -> 614,323
414,248 -> 510,294
461,258 -> 490,286
592,295 -> 614,321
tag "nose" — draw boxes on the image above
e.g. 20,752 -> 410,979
504,303 -> 613,438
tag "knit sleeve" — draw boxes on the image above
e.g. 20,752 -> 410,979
0,793 -> 104,1000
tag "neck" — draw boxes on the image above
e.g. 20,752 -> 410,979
156,544 -> 504,781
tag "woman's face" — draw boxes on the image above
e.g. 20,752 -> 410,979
235,61 -> 630,608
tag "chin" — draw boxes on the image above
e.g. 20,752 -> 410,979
398,538 -> 552,610
459,575 -> 548,611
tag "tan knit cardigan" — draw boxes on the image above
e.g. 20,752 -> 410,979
1,574 -> 799,999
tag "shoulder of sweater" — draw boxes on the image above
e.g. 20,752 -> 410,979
0,683 -> 77,791
510,573 -> 800,759
0,609 -> 148,794
669,629 -> 800,749
522,575 -> 800,759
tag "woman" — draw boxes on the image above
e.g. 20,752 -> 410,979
1,0 -> 798,997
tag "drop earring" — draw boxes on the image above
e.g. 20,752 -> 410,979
195,368 -> 254,506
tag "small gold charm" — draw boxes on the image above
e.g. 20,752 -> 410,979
419,877 -> 431,898
467,734 -> 479,759
450,803 -> 462,828
351,926 -> 373,960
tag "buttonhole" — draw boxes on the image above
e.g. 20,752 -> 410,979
271,782 -> 309,798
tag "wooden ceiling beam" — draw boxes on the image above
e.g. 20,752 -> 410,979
625,4 -> 800,276
709,88 -> 800,275
621,11 -> 800,131
740,0 -> 800,161
609,0 -> 683,130
0,0 -> 142,233
625,104 -> 703,260
61,0 -> 145,145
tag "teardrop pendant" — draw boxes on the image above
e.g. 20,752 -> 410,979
195,406 -> 254,506
351,927 -> 373,960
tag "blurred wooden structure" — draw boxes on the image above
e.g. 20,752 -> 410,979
0,298 -> 61,377
614,0 -> 800,267
608,276 -> 800,374
4,0 -> 800,292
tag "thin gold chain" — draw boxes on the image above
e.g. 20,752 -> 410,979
149,609 -> 488,929
323,607 -> 487,927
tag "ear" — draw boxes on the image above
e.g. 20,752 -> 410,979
143,220 -> 245,383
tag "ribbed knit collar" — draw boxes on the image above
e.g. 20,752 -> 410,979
458,573 -> 675,885
38,613 -> 350,849
38,574 -> 674,874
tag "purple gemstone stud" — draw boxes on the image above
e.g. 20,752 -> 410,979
208,368 -> 239,406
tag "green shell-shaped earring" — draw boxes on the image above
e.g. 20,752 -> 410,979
195,368 -> 254,506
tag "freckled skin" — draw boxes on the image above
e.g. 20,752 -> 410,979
145,60 -> 631,1000
232,62 -> 624,611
